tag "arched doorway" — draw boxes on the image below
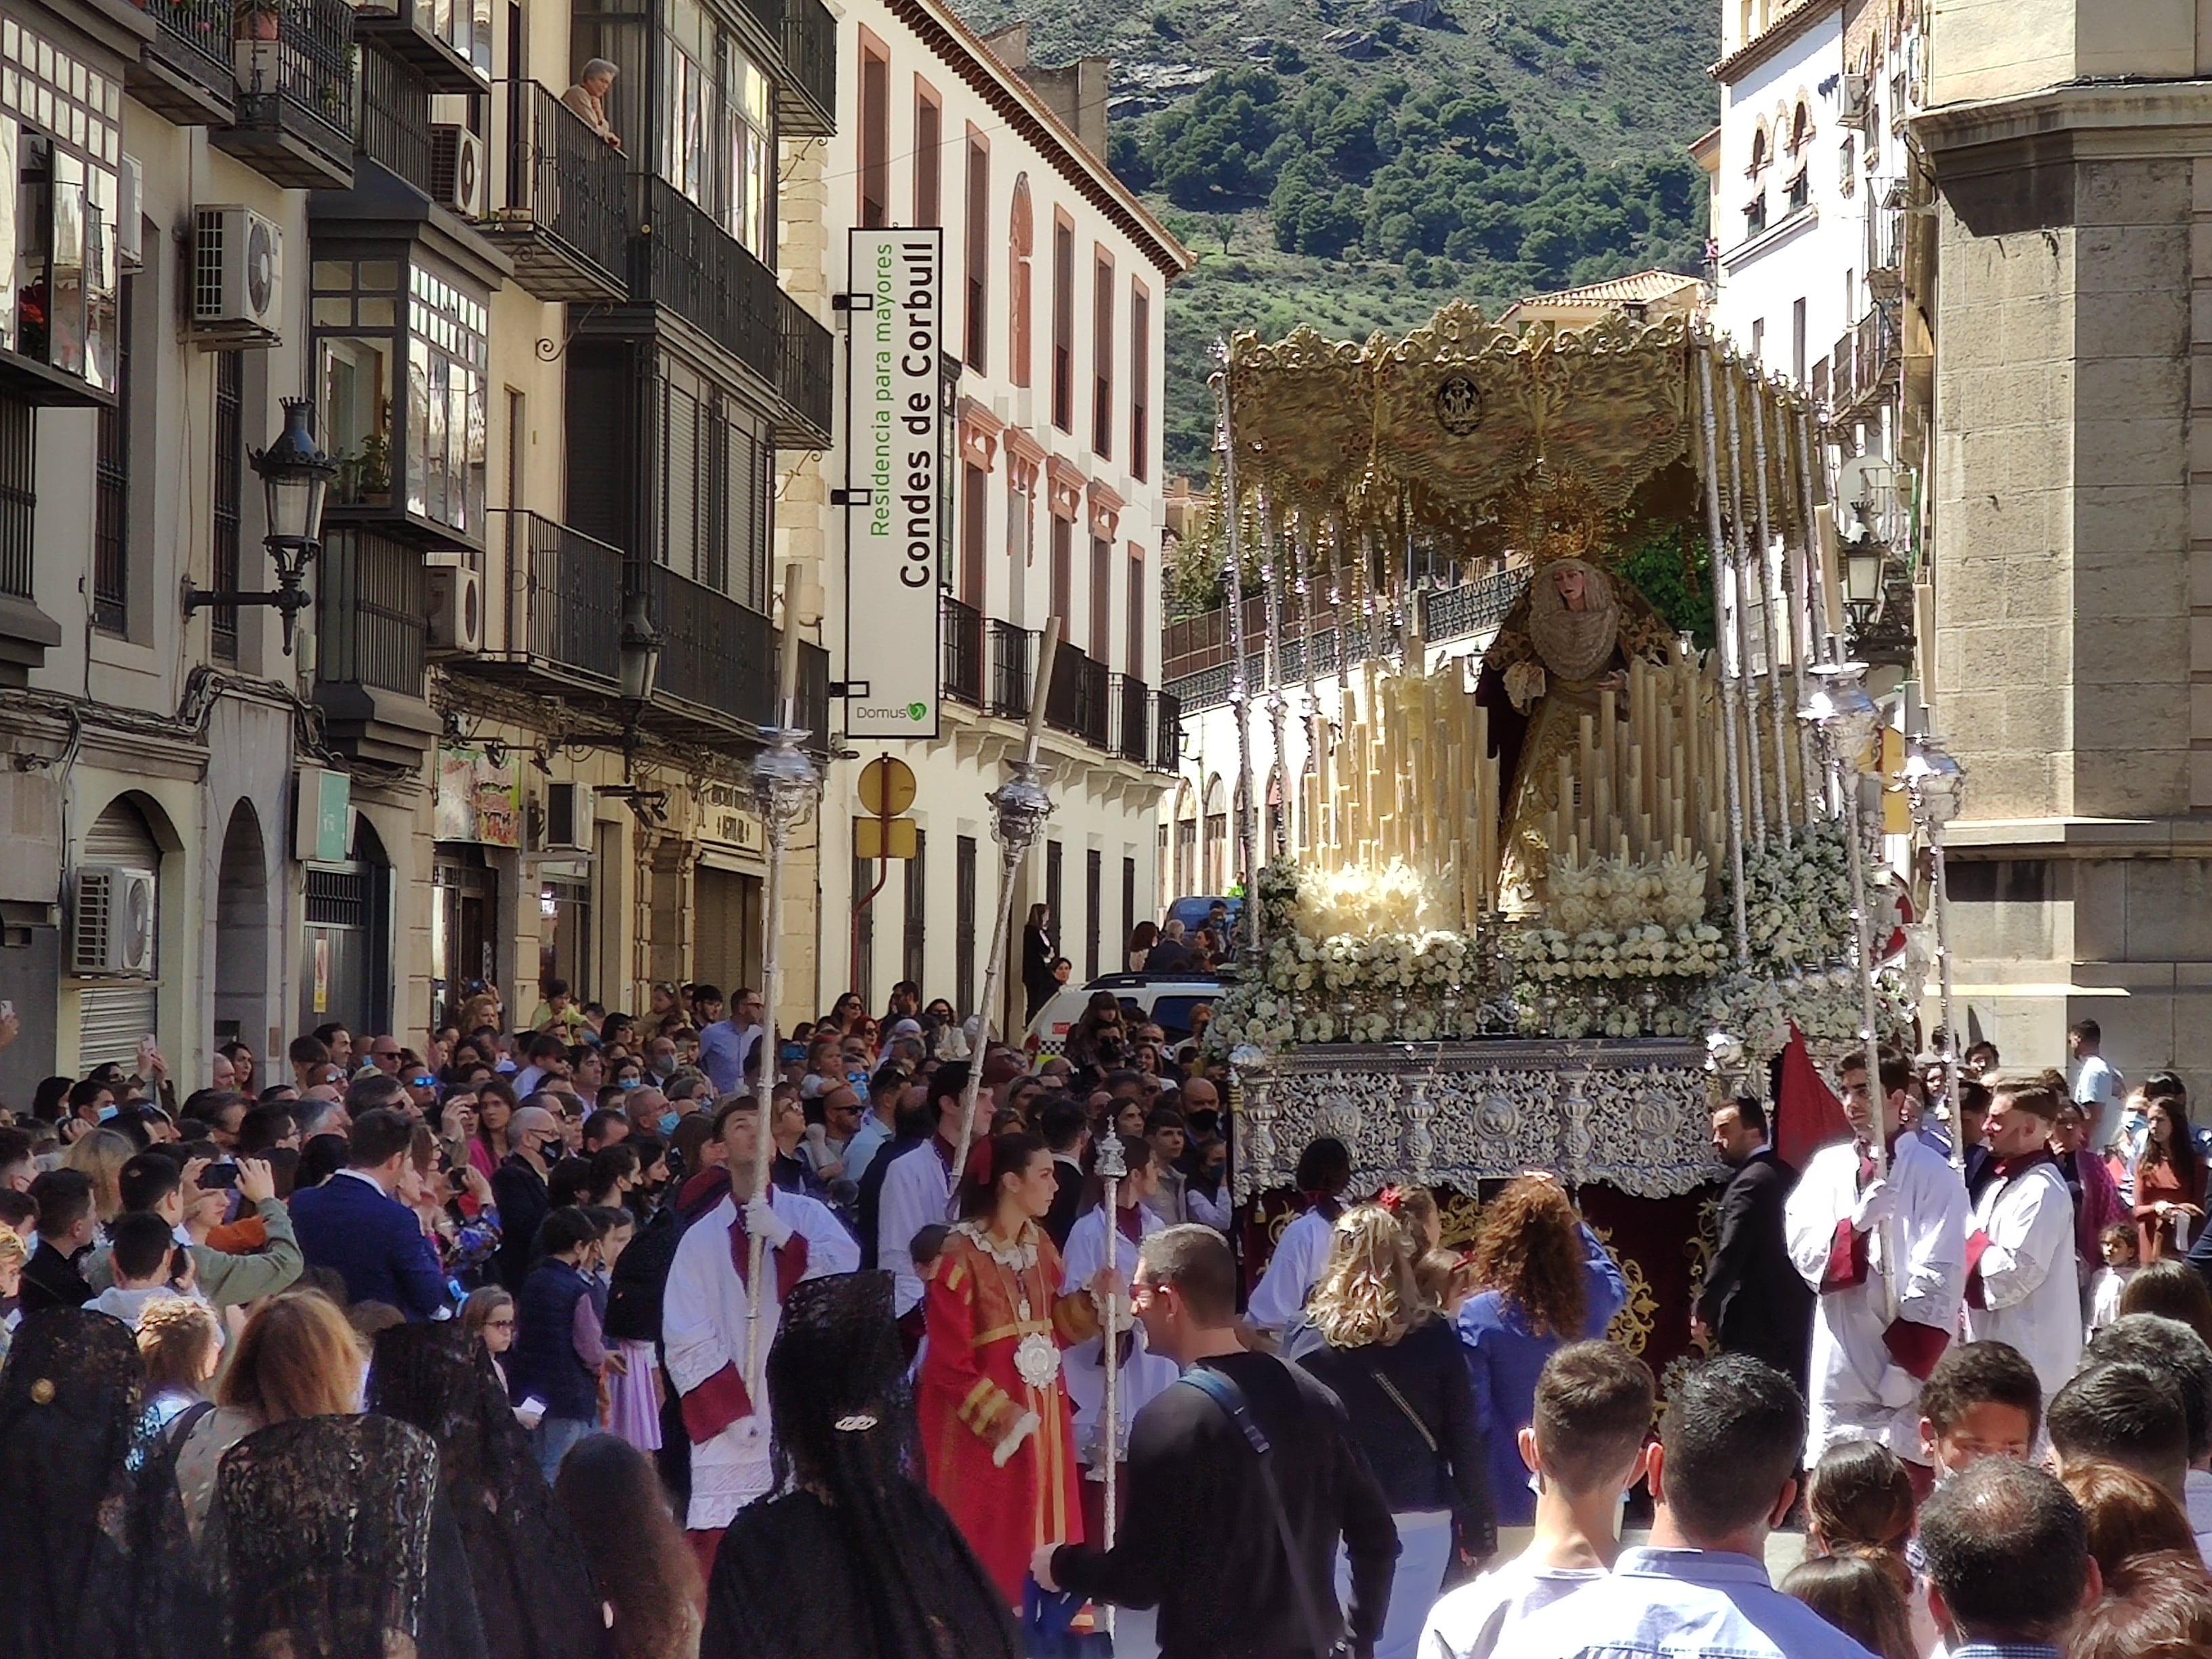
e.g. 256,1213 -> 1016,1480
213,801 -> 268,1050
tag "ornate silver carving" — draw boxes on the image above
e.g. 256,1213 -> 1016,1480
1229,1040 -> 1722,1200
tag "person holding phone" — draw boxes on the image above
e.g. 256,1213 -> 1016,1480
83,1151 -> 302,1311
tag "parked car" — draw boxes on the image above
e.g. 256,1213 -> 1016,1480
1023,971 -> 1221,1060
1163,895 -> 1242,938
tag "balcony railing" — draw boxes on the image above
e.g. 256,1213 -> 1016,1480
350,0 -> 489,90
1044,644 -> 1109,749
943,594 -> 983,705
777,0 -> 836,136
220,0 -> 357,189
987,619 -> 1030,719
1832,305 -> 1900,415
485,511 -> 623,684
633,557 -> 829,749
483,79 -> 627,302
778,293 -> 834,447
131,0 -> 239,123
1109,672 -> 1150,764
357,45 -> 433,197
1150,689 -> 1182,772
317,529 -> 426,695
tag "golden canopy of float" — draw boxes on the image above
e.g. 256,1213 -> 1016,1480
1210,300 -> 1839,958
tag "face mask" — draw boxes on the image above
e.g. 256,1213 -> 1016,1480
619,1077 -> 640,1091
659,1111 -> 682,1136
652,1057 -> 675,1078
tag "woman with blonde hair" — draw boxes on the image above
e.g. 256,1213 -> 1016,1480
1293,1203 -> 1494,1659
63,1127 -> 134,1228
172,1290 -> 366,1538
1455,1172 -> 1628,1528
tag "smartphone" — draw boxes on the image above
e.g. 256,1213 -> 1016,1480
199,1163 -> 240,1190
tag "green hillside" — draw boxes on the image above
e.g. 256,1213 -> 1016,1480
958,0 -> 1719,478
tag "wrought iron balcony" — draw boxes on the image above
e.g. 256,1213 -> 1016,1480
313,528 -> 438,768
987,619 -> 1031,720
216,0 -> 356,190
777,0 -> 835,137
632,557 -> 830,753
631,176 -> 832,448
943,594 -> 984,706
1150,689 -> 1183,772
350,0 -> 488,91
462,511 -> 625,689
1109,672 -> 1151,764
482,79 -> 627,303
356,45 -> 432,198
129,0 -> 238,123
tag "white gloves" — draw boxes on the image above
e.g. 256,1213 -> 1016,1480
745,1196 -> 794,1248
1851,1179 -> 1899,1231
994,1410 -> 1041,1467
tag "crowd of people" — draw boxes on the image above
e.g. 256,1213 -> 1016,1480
0,980 -> 2208,1659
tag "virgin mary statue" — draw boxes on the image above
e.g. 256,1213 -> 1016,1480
1476,553 -> 1674,910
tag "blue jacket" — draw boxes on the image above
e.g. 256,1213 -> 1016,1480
511,1257 -> 598,1420
1456,1220 -> 1629,1525
289,1170 -> 450,1321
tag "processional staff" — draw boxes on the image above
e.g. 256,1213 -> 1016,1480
745,567 -> 824,1395
947,619 -> 1063,1216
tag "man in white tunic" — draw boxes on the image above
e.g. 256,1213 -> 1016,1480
1961,1077 -> 2082,1409
877,1062 -> 995,1330
1245,1134 -> 1353,1337
1785,1048 -> 1967,1470
663,1094 -> 859,1563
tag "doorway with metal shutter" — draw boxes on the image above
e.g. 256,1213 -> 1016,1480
77,795 -> 161,1072
692,861 -> 760,1005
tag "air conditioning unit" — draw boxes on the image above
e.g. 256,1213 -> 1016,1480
73,865 -> 157,978
546,782 -> 594,851
192,205 -> 283,333
1838,72 -> 1870,127
430,125 -> 487,218
117,155 -> 142,271
426,564 -> 483,655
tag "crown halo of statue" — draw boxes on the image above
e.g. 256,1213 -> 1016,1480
1495,467 -> 1620,576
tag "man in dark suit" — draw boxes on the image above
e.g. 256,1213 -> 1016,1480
288,1107 -> 449,1319
19,1168 -> 97,1315
1041,1094 -> 1089,1249
1694,1095 -> 1814,1390
490,1103 -> 563,1292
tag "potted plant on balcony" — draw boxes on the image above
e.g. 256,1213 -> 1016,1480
337,429 -> 392,508
233,0 -> 279,39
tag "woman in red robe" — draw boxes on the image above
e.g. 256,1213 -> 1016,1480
920,1130 -> 1120,1607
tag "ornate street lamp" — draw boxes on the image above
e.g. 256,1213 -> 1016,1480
183,399 -> 338,655
617,591 -> 663,705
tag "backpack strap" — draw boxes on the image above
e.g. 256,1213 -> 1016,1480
1179,1368 -> 1342,1659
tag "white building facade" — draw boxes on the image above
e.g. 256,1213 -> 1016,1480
779,3 -> 1189,1033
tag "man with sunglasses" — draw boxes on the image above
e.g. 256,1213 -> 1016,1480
491,1103 -> 566,1292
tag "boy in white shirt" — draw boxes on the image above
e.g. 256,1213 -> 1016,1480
1418,1340 -> 1655,1659
2086,1223 -> 2139,1340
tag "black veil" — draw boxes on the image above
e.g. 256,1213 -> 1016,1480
701,1271 -> 1021,1659
211,1412 -> 487,1659
0,1307 -> 204,1659
367,1322 -> 607,1659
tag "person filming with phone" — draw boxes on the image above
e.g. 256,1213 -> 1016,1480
81,1148 -> 302,1311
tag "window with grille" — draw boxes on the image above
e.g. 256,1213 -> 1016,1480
1051,218 -> 1073,432
92,275 -> 131,634
1091,250 -> 1113,458
0,392 -> 34,602
1084,848 -> 1101,981
211,350 -> 243,659
964,135 -> 988,371
852,850 -> 875,1007
903,828 -> 927,991
859,45 -> 888,228
914,86 -> 941,226
1130,286 -> 1150,483
956,834 -> 977,1017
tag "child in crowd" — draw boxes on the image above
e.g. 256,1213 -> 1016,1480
1417,1342 -> 1654,1659
2087,1222 -> 2140,1340
1916,1339 -> 2043,1476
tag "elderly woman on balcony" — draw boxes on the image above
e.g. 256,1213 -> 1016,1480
562,58 -> 623,152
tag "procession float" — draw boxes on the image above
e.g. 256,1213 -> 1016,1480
1191,301 -> 1961,1379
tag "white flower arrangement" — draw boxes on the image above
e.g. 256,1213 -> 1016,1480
1545,849 -> 1709,937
